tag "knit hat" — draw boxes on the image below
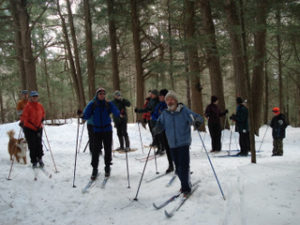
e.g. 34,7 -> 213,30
114,90 -> 121,97
96,87 -> 106,95
22,90 -> 29,95
211,96 -> 218,103
165,90 -> 178,102
272,107 -> 280,115
159,89 -> 168,97
236,97 -> 243,104
151,89 -> 159,96
30,91 -> 38,97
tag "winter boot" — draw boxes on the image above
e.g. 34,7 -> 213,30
104,166 -> 111,177
91,168 -> 98,180
117,135 -> 124,150
39,159 -> 44,168
32,162 -> 38,169
165,165 -> 174,174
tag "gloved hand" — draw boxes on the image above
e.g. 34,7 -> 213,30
193,120 -> 202,131
77,109 -> 83,116
229,114 -> 236,120
19,122 -> 24,128
278,120 -> 283,125
224,109 -> 228,114
134,108 -> 138,113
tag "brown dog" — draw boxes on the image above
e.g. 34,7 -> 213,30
7,130 -> 27,164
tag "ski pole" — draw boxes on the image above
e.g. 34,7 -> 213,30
125,149 -> 131,188
72,117 -> 80,188
43,127 -> 59,173
190,115 -> 226,200
77,121 -> 85,153
42,140 -> 49,151
137,121 -> 145,154
153,142 -> 159,175
83,140 -> 90,153
7,157 -> 15,180
133,146 -> 153,201
258,125 -> 269,152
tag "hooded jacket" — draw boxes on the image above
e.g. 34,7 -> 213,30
83,96 -> 120,132
155,103 -> 203,149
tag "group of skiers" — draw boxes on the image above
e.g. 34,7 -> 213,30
15,88 -> 288,196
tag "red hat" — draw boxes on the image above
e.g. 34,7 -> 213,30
272,107 -> 280,114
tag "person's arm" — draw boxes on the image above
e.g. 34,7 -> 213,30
82,101 -> 94,120
152,113 -> 165,135
123,99 -> 131,107
109,101 -> 120,117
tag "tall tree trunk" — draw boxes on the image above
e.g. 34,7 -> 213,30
224,0 -> 247,99
199,0 -> 226,128
184,0 -> 204,127
0,89 -> 4,123
66,0 -> 86,108
184,48 -> 191,109
276,6 -> 283,111
84,0 -> 96,99
57,0 -> 82,109
264,59 -> 269,124
12,0 -> 37,91
107,0 -> 120,91
10,0 -> 27,90
167,0 -> 175,90
130,0 -> 144,121
251,0 -> 268,135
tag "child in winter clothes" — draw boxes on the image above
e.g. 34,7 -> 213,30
270,107 -> 288,156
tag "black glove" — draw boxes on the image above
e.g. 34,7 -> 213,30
19,122 -> 24,128
134,108 -> 138,113
77,109 -> 83,116
193,120 -> 202,131
229,114 -> 236,120
224,109 -> 228,114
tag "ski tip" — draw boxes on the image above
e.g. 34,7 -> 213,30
164,210 -> 173,218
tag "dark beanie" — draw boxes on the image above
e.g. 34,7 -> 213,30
151,89 -> 159,96
159,89 -> 168,97
211,96 -> 218,103
236,97 -> 243,104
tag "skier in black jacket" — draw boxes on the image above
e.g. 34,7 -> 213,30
112,90 -> 131,151
230,97 -> 250,156
270,107 -> 288,156
205,96 -> 228,152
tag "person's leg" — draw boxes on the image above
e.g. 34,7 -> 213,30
23,128 -> 38,165
208,123 -> 215,151
161,132 -> 173,172
177,145 -> 191,193
278,139 -> 283,155
87,124 -> 95,153
91,132 -> 101,170
122,121 -> 130,149
36,128 -> 44,165
116,124 -> 124,149
215,123 -> 222,151
103,131 -> 113,174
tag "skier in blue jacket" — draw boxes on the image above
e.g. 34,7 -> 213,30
83,88 -> 120,179
154,90 -> 203,195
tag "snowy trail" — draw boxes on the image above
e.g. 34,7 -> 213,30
0,121 -> 300,225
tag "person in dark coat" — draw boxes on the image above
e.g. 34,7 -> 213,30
270,107 -> 288,156
230,97 -> 250,156
83,88 -> 120,179
152,89 -> 174,173
205,96 -> 228,152
135,89 -> 160,147
112,90 -> 131,151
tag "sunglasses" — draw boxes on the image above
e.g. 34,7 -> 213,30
98,92 -> 106,95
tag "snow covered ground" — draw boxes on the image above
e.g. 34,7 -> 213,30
0,120 -> 299,225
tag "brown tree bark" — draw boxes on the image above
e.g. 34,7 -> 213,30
107,0 -> 120,91
84,0 -> 96,99
276,7 -> 283,111
224,0 -> 247,99
11,0 -> 37,91
251,0 -> 268,135
66,0 -> 86,108
10,0 -> 27,90
199,0 -> 226,127
0,89 -> 4,123
264,59 -> 269,124
167,0 -> 175,90
57,0 -> 82,109
130,0 -> 144,121
184,0 -> 204,123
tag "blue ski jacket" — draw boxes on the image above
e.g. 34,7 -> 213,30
83,96 -> 120,132
155,103 -> 203,149
152,101 -> 167,121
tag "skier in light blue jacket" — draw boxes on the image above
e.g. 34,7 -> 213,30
154,90 -> 203,196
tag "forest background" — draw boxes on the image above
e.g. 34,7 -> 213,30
0,0 -> 299,162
